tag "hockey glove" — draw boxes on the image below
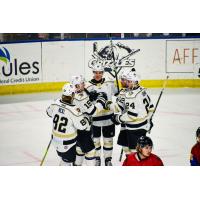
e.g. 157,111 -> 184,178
88,90 -> 99,101
97,92 -> 108,101
96,92 -> 108,109
96,97 -> 106,109
105,100 -> 113,110
111,114 -> 124,125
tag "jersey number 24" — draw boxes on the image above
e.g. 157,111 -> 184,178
143,95 -> 151,114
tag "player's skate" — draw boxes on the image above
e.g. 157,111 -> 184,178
105,157 -> 112,166
95,157 -> 101,166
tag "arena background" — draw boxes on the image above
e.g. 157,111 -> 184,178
1,35 -> 200,95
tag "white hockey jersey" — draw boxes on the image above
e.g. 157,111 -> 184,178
73,90 -> 104,117
85,77 -> 118,127
119,87 -> 154,130
46,99 -> 88,152
114,88 -> 127,131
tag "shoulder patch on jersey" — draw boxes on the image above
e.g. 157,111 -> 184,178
76,108 -> 81,113
67,105 -> 83,117
142,90 -> 147,96
78,93 -> 84,97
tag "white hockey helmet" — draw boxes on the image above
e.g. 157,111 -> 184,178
126,72 -> 140,83
62,83 -> 75,96
120,69 -> 130,80
71,75 -> 85,86
92,63 -> 104,72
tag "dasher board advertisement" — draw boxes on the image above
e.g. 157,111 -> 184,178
0,43 -> 42,85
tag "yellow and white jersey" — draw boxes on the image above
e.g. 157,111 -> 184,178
85,77 -> 118,127
120,87 -> 154,130
46,99 -> 88,152
73,90 -> 103,117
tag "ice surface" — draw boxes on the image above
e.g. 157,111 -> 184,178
0,88 -> 199,166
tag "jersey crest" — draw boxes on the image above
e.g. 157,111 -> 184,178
76,108 -> 81,113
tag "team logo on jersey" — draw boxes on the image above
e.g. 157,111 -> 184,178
88,41 -> 140,70
78,93 -> 84,97
142,90 -> 147,96
76,108 -> 81,113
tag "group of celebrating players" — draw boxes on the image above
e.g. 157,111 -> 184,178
46,64 -> 200,166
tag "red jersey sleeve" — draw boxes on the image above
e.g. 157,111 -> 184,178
190,143 -> 200,164
191,146 -> 195,155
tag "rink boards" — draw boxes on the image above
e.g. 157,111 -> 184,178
1,38 -> 200,94
1,79 -> 200,95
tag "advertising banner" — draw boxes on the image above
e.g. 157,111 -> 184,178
0,43 -> 42,85
166,40 -> 200,77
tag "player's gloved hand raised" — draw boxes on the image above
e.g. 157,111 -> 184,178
97,92 -> 107,101
111,114 -> 123,125
96,98 -> 106,109
105,100 -> 113,110
88,90 -> 99,101
96,92 -> 108,109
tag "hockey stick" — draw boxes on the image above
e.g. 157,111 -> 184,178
119,147 -> 124,162
109,35 -> 120,93
40,137 -> 52,166
109,36 -> 124,162
147,75 -> 169,133
118,49 -> 140,64
119,75 -> 169,162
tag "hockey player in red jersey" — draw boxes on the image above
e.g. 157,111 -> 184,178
123,136 -> 164,166
190,127 -> 200,166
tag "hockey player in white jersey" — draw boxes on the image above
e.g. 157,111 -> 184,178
71,75 -> 108,166
112,72 -> 154,154
115,69 -> 130,155
46,83 -> 89,166
85,64 -> 118,166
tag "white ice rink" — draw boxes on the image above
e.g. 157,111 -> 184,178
0,88 -> 200,166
